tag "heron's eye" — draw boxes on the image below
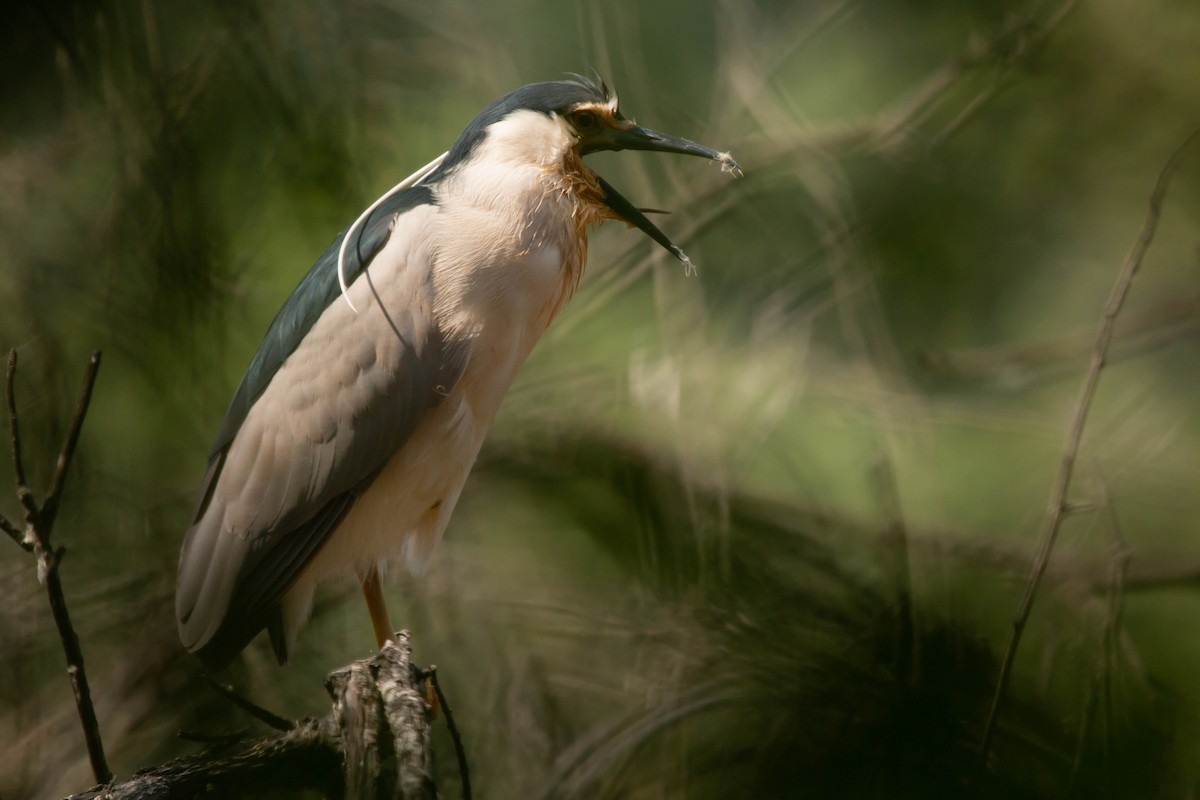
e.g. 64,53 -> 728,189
571,111 -> 599,132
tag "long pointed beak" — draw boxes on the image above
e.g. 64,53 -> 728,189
590,124 -> 740,268
596,175 -> 694,268
610,125 -> 740,167
586,123 -> 742,175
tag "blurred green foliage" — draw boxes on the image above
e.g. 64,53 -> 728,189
2,0 -> 1200,797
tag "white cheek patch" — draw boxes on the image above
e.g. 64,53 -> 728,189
475,110 -> 573,168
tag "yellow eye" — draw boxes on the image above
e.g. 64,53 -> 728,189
572,111 -> 599,132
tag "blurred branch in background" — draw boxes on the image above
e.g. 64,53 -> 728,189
981,129 -> 1200,765
486,427 -> 1178,798
921,295 -> 1200,387
731,0 -> 1079,163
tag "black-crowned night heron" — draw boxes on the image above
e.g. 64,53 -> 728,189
176,76 -> 740,668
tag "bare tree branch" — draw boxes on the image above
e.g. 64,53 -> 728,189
428,666 -> 472,800
201,676 -> 296,733
42,351 -> 102,532
5,349 -> 111,784
979,129 -> 1200,766
0,510 -> 27,550
65,633 -> 435,800
7,350 -> 43,535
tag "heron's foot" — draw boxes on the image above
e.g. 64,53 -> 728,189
424,674 -> 441,721
409,663 -> 440,720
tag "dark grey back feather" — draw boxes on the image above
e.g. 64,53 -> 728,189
207,183 -> 436,464
184,185 -> 473,669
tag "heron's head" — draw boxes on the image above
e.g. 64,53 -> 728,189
438,76 -> 741,267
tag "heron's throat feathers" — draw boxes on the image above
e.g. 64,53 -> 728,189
555,148 -> 620,230
541,148 -> 620,295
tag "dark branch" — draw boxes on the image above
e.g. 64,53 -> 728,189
0,510 -> 28,550
202,676 -> 295,733
428,666 -> 472,800
68,717 -> 342,800
6,349 -> 25,487
6,349 -> 112,784
66,634 -> 436,799
41,350 -> 101,532
6,350 -> 43,535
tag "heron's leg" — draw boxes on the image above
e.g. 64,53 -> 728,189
361,564 -> 394,649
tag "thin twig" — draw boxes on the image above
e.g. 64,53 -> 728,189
5,349 -> 111,784
203,675 -> 296,732
0,511 -> 28,550
978,130 -> 1200,765
749,0 -> 1079,165
428,666 -> 472,800
6,351 -> 42,533
6,350 -> 25,487
45,551 -> 111,786
41,351 -> 101,531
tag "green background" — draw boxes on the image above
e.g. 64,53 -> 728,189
2,1 -> 1200,797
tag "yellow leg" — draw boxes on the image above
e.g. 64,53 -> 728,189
361,564 -> 394,649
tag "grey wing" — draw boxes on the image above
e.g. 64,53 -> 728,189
176,202 -> 465,668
